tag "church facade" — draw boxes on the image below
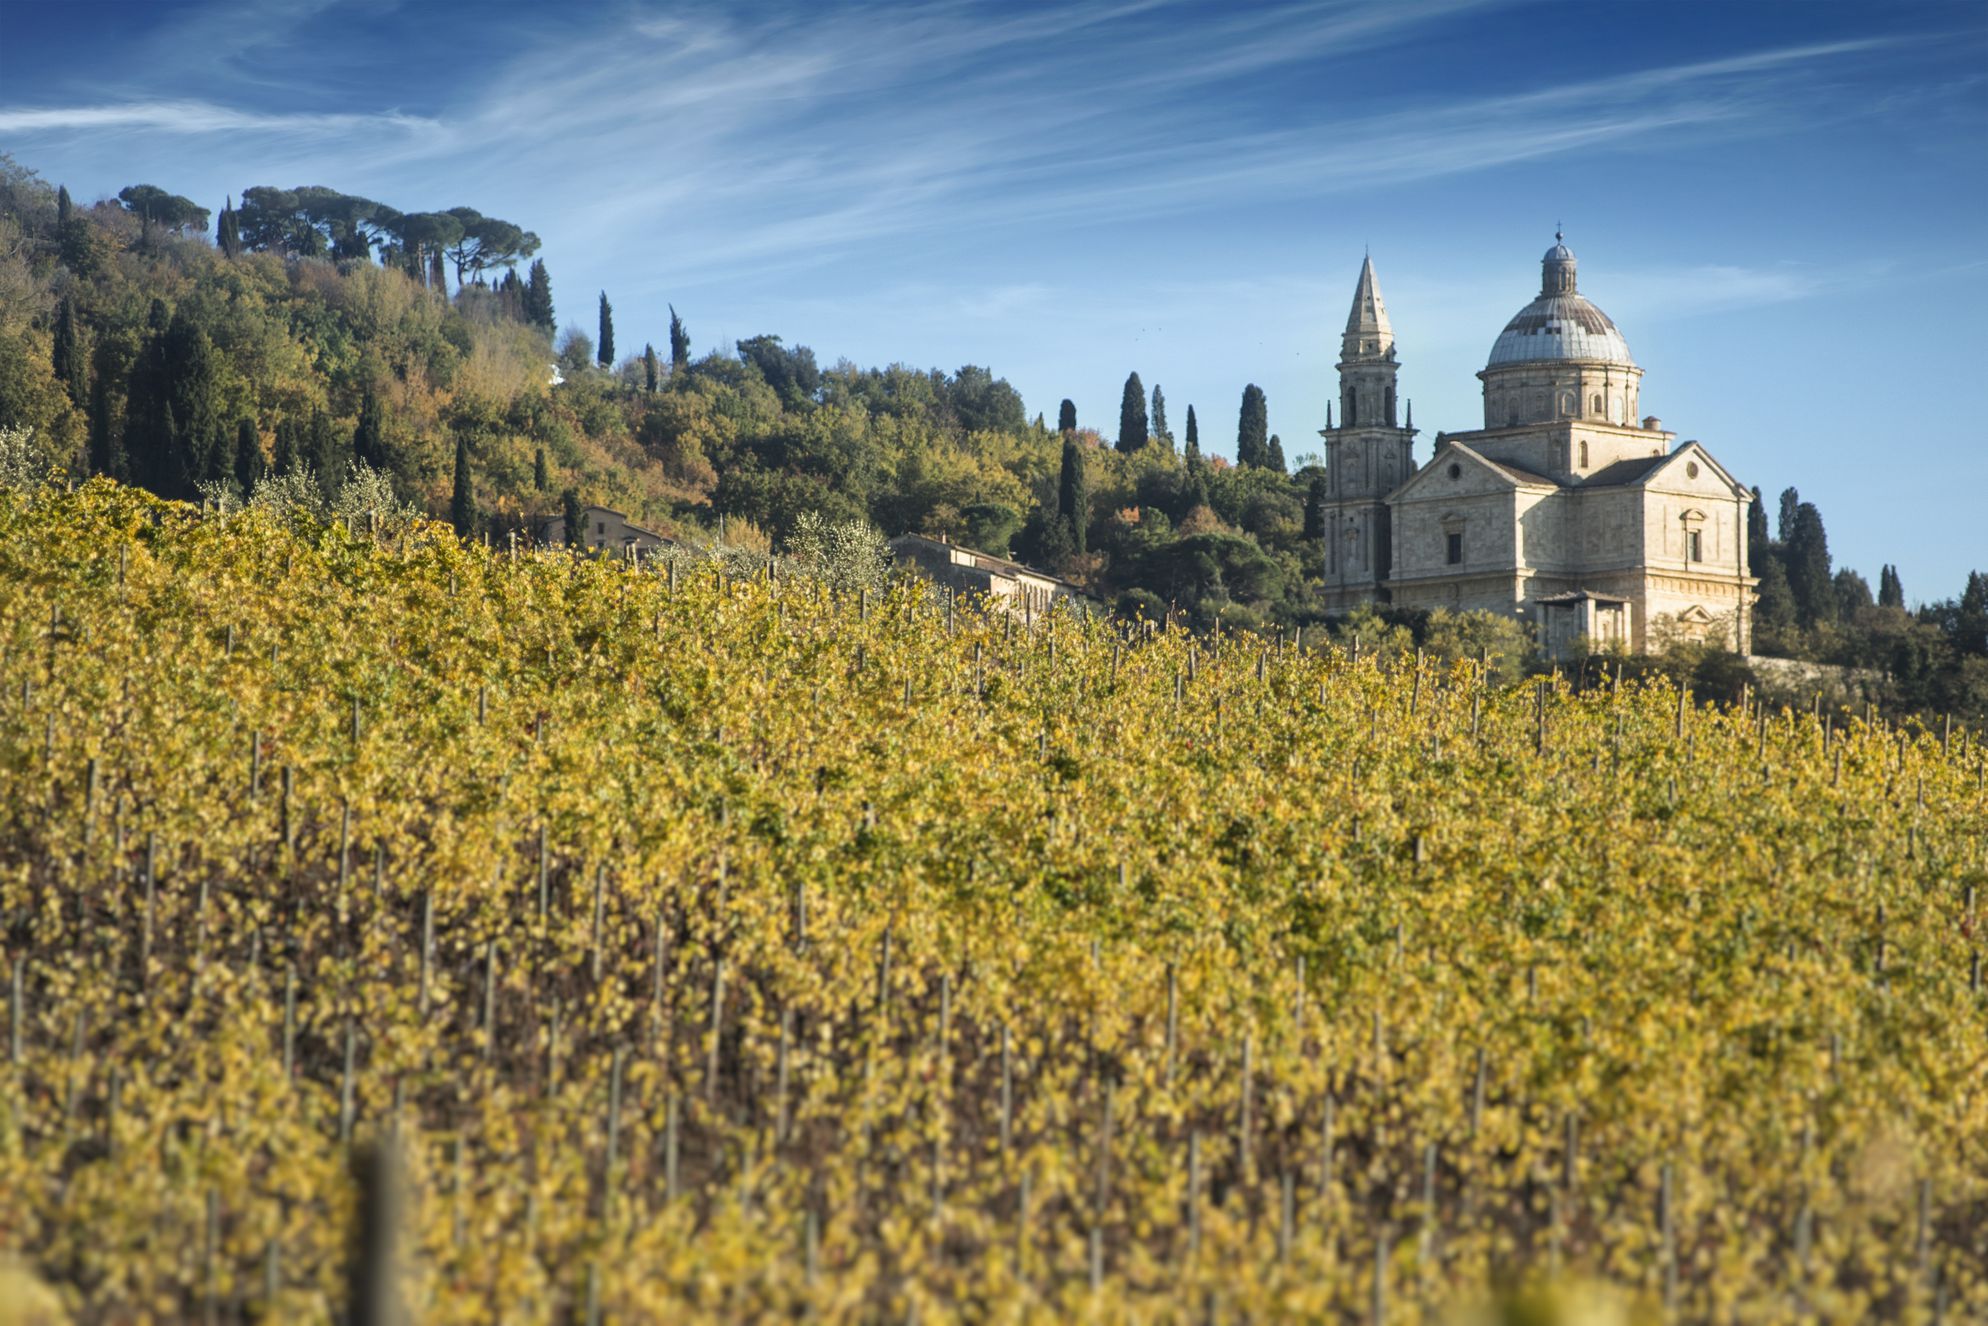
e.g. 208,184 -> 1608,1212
1320,238 -> 1757,657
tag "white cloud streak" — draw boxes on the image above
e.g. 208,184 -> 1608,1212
0,100 -> 435,136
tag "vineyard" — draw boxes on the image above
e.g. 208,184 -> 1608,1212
2,478 -> 1985,1324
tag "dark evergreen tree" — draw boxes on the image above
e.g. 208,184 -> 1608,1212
1303,473 -> 1328,540
1747,486 -> 1770,574
1878,564 -> 1905,610
597,292 -> 615,368
523,259 -> 553,329
58,186 -> 103,274
668,305 -> 690,372
1236,384 -> 1268,467
1057,436 -> 1089,555
52,297 -> 81,405
1833,568 -> 1873,620
233,418 -> 261,492
1181,455 -> 1210,511
534,445 -> 548,492
451,433 -> 476,536
562,488 -> 585,548
1784,501 -> 1835,628
272,418 -> 299,477
217,197 -> 241,258
1266,433 -> 1286,473
159,311 -> 222,498
1116,372 -> 1148,453
1057,399 -> 1077,433
429,249 -> 448,296
497,269 -> 523,320
1778,487 -> 1800,544
1753,551 -> 1798,648
87,335 -> 127,482
305,408 -> 345,500
1956,571 -> 1988,655
644,344 -> 659,392
1184,405 -> 1199,461
353,388 -> 388,470
1150,385 -> 1169,444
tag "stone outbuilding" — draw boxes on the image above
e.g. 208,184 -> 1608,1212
539,505 -> 673,556
887,534 -> 1091,617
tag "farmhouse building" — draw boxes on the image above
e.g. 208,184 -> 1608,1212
539,505 -> 672,556
1321,238 -> 1757,656
887,533 -> 1091,617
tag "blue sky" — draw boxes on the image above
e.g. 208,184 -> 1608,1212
4,0 -> 1986,598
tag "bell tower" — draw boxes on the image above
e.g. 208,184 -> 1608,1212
1319,255 -> 1417,611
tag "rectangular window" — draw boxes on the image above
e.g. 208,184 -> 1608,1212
1686,530 -> 1702,562
597,520 -> 607,535
1446,532 -> 1463,565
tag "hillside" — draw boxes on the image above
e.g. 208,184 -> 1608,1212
2,480 -> 1984,1320
3,153 -> 1986,727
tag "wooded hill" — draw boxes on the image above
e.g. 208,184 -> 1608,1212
1,153 -> 1984,722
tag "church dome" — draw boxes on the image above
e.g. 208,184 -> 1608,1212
1485,236 -> 1634,369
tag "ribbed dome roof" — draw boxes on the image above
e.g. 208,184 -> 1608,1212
1485,236 -> 1635,369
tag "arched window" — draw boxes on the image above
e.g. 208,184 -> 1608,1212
1344,391 -> 1355,428
1591,394 -> 1601,416
1578,440 -> 1588,469
1385,387 -> 1395,427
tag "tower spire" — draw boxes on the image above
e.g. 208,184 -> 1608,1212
1344,253 -> 1392,348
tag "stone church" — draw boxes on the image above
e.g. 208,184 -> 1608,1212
1317,238 -> 1757,658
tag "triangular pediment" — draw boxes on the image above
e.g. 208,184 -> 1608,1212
1643,441 -> 1747,496
1390,440 -> 1551,502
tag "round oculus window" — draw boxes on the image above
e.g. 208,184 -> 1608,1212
1447,462 -> 1462,479
1685,461 -> 1700,478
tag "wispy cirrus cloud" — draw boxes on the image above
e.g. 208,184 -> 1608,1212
0,100 -> 436,137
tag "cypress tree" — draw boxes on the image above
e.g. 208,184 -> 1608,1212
272,418 -> 299,477
534,445 -> 549,492
1150,385 -> 1169,445
216,198 -> 240,258
1184,405 -> 1199,461
562,488 -> 586,548
523,259 -> 552,329
1957,572 -> 1988,656
52,297 -> 81,405
353,388 -> 388,470
1878,564 -> 1905,610
233,418 -> 261,492
597,292 -> 615,368
429,249 -> 448,297
668,305 -> 690,372
306,408 -> 345,501
1784,502 -> 1835,628
1746,486 -> 1770,574
1057,436 -> 1089,555
121,301 -> 172,494
644,343 -> 659,392
1182,454 -> 1210,512
1236,384 -> 1268,467
1303,473 -> 1328,540
451,433 -> 476,536
1057,399 -> 1077,434
57,185 -> 72,229
1266,433 -> 1286,473
87,335 -> 127,482
160,311 -> 221,499
1777,487 -> 1800,544
1116,372 -> 1148,453
1753,550 -> 1798,647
